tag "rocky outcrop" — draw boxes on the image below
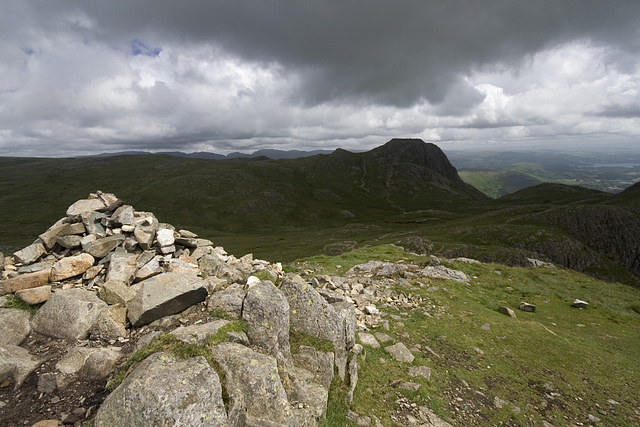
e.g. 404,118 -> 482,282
95,353 -> 228,427
0,192 -> 357,426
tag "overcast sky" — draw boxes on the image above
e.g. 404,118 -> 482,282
2,0 -> 640,157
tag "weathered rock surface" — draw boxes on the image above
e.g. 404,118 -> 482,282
0,269 -> 50,295
13,242 -> 47,265
0,344 -> 46,388
95,352 -> 228,427
49,253 -> 95,282
32,288 -> 108,341
97,280 -> 136,306
171,319 -> 230,345
0,308 -> 31,346
211,342 -> 296,426
15,284 -> 51,304
571,299 -> 589,309
127,272 -> 208,327
0,192 -> 362,426
385,342 -> 415,363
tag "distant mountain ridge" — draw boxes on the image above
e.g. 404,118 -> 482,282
89,148 -> 333,160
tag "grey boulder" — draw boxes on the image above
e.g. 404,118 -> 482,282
95,352 -> 228,427
32,288 -> 108,341
127,272 -> 208,327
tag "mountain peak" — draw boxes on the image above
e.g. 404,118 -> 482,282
370,138 -> 460,181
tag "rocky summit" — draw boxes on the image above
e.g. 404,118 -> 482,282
0,192 -> 364,426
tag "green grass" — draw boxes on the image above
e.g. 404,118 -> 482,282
293,245 -> 640,425
3,294 -> 41,315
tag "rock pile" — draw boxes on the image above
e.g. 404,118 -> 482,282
0,192 -> 357,426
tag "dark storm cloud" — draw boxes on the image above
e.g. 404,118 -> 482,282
2,0 -> 640,156
27,0 -> 640,106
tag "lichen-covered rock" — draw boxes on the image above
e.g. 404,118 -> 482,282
95,352 -> 228,427
171,319 -> 230,345
32,288 -> 107,341
127,272 -> 208,327
89,305 -> 128,340
210,342 -> 296,426
243,281 -> 291,357
207,283 -> 246,319
281,274 -> 350,379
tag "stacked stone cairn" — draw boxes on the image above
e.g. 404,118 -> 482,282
0,192 -> 358,426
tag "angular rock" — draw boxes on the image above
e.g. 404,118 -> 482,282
243,281 -> 291,357
171,319 -> 230,345
95,352 -> 227,427
127,272 -> 208,327
56,234 -> 82,249
419,265 -> 470,283
15,285 -> 51,305
110,205 -> 134,226
408,365 -> 432,381
13,242 -> 46,265
49,253 -> 95,282
82,210 -> 108,237
207,283 -> 246,319
0,344 -> 47,388
135,255 -> 162,281
281,274 -> 349,378
211,342 -> 296,426
66,198 -> 106,221
83,265 -> 103,280
385,342 -> 414,363
0,308 -> 31,346
17,260 -> 53,274
358,332 -> 380,349
292,345 -> 335,390
226,331 -> 250,346
0,269 -> 50,295
105,253 -> 137,285
498,306 -> 517,318
374,332 -> 394,344
82,235 -> 125,259
571,299 -> 588,309
32,288 -> 108,341
156,228 -> 175,247
56,346 -> 121,381
519,302 -> 536,312
98,280 -> 136,306
199,253 -> 250,284
38,218 -> 68,250
60,222 -> 86,236
89,305 -> 128,340
168,257 -> 200,274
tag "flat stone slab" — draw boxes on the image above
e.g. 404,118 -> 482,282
358,332 -> 380,349
49,253 -> 95,282
0,269 -> 51,295
127,272 -> 208,327
13,243 -> 46,265
408,365 -> 432,381
385,342 -> 415,363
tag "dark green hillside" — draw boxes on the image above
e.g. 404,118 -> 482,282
0,139 -> 484,254
2,140 -> 640,287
